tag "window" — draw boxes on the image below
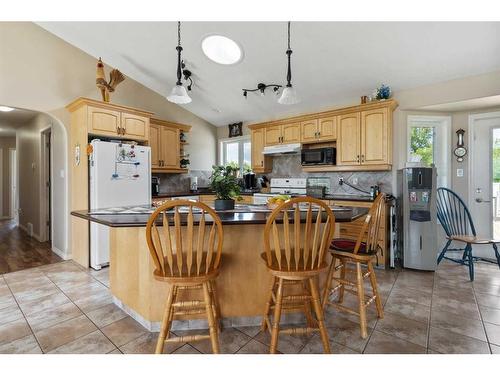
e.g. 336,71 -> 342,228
407,116 -> 451,188
219,137 -> 251,172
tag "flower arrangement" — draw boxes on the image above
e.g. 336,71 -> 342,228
375,84 -> 391,100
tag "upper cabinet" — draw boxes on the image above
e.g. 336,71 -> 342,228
68,98 -> 153,142
251,128 -> 272,173
264,123 -> 301,146
149,118 -> 191,174
337,113 -> 361,165
301,117 -> 337,143
249,99 -> 397,172
336,107 -> 391,169
121,113 -> 149,141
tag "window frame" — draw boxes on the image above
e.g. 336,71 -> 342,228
218,135 -> 251,172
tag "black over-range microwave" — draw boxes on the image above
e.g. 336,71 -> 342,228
301,147 -> 336,166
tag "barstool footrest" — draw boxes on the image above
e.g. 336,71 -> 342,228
172,300 -> 205,308
165,334 -> 210,344
326,302 -> 360,316
280,327 -> 319,335
283,294 -> 311,302
173,308 -> 207,316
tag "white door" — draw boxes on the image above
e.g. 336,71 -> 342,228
470,113 -> 500,258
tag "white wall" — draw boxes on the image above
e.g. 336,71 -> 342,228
16,113 -> 67,256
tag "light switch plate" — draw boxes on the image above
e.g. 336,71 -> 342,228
457,168 -> 464,177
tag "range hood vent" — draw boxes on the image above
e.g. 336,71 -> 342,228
262,143 -> 301,155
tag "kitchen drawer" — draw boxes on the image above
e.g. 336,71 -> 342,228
199,195 -> 216,203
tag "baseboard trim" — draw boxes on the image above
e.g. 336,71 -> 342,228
18,223 -> 43,242
52,246 -> 70,260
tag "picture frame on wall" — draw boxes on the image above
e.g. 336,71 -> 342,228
228,122 -> 243,138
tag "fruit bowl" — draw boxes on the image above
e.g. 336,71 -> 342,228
267,195 -> 291,210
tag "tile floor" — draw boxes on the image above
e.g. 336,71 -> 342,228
0,259 -> 500,354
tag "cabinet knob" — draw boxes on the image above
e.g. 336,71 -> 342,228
356,155 -> 360,162
361,155 -> 365,163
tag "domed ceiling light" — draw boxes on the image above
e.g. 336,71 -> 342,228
202,35 -> 243,65
278,21 -> 300,105
167,22 -> 192,105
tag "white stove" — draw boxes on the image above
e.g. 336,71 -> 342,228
270,177 -> 307,195
254,178 -> 307,205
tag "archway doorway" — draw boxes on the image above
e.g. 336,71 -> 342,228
0,105 -> 68,273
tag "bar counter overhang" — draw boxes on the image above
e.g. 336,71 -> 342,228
72,205 -> 368,330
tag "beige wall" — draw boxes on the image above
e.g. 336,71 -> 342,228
0,22 -> 217,258
0,137 -> 16,218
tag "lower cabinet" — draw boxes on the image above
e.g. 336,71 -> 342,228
328,199 -> 390,268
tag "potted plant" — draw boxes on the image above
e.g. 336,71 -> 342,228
209,165 -> 241,210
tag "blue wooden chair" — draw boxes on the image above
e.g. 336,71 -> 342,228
436,187 -> 500,281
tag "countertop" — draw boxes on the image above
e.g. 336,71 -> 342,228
71,204 -> 368,227
154,191 -> 379,202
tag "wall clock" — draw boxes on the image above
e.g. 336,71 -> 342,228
454,128 -> 467,162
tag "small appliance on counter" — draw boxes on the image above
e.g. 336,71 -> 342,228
301,147 -> 336,166
152,176 -> 160,197
397,167 -> 438,271
190,176 -> 198,192
243,172 -> 257,190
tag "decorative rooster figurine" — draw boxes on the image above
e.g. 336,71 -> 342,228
96,57 -> 125,102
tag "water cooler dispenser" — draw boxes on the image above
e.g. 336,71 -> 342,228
397,167 -> 438,271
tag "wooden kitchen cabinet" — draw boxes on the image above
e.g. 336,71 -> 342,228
337,112 -> 361,166
249,99 -> 397,172
328,199 -> 390,268
361,107 -> 390,165
264,125 -> 282,146
337,108 -> 391,168
251,128 -> 272,173
86,103 -> 151,141
318,116 -> 337,141
121,113 -> 149,141
161,127 -> 180,169
149,124 -> 161,168
66,97 -> 155,268
301,119 -> 319,142
301,117 -> 337,143
87,106 -> 121,137
150,118 -> 191,173
264,123 -> 300,146
282,123 -> 301,143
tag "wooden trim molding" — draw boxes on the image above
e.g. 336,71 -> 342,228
66,97 -> 154,118
248,99 -> 398,130
150,118 -> 192,132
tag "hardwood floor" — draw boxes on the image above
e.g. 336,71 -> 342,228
0,219 -> 62,275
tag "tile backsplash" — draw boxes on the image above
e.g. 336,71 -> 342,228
155,170 -> 212,193
264,154 -> 392,195
155,154 -> 393,195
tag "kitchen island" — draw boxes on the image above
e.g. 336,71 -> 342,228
72,204 -> 367,331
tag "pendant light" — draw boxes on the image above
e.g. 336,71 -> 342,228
167,22 -> 192,104
278,22 -> 300,105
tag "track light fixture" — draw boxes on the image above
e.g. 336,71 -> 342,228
242,83 -> 282,98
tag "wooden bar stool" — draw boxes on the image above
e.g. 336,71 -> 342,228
261,197 -> 335,354
322,194 -> 385,339
145,200 -> 223,354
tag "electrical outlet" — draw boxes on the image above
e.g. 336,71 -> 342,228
352,177 -> 358,185
338,177 -> 344,185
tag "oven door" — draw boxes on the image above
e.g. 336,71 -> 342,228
301,149 -> 326,165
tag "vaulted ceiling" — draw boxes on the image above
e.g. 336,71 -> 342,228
38,22 -> 500,126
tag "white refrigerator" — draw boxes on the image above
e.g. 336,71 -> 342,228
89,140 -> 151,270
